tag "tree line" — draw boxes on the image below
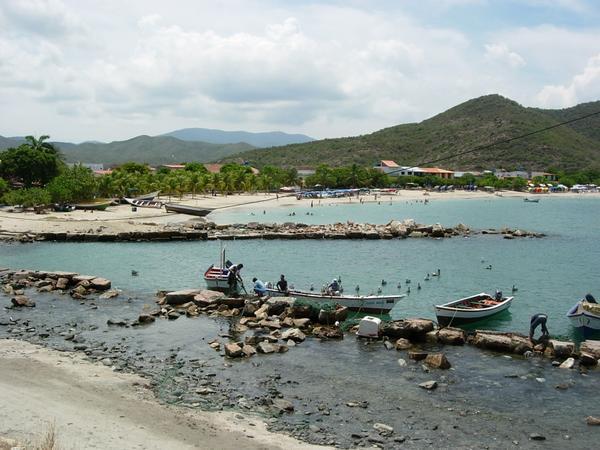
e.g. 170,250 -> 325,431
2,135 -> 599,207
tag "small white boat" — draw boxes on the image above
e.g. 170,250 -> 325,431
123,198 -> 163,208
265,288 -> 403,313
203,247 -> 237,293
434,292 -> 513,326
567,296 -> 600,335
523,197 -> 539,203
133,190 -> 160,201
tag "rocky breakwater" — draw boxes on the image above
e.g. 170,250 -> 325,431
3,218 -> 545,243
1,267 -> 118,305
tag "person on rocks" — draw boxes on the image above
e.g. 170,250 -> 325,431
276,274 -> 289,294
252,277 -> 267,297
529,313 -> 549,342
227,263 -> 244,296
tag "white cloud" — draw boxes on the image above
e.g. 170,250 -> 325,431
484,43 -> 525,68
0,0 -> 83,38
536,53 -> 600,107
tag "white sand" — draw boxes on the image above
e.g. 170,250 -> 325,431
0,339 -> 328,450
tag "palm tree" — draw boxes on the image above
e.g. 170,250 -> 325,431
24,135 -> 60,155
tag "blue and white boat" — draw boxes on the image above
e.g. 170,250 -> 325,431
567,295 -> 600,335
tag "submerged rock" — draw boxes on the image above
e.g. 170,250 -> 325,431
419,380 -> 438,390
10,295 -> 35,307
424,353 -> 451,370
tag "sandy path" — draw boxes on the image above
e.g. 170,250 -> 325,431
0,339 -> 328,450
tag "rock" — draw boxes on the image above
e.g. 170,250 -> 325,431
586,416 -> 600,426
408,351 -> 428,361
242,302 -> 258,316
71,285 -> 88,296
107,318 -> 128,326
259,319 -> 281,329
430,223 -> 445,237
580,340 -> 600,359
165,289 -> 204,306
281,328 -> 306,342
381,319 -> 435,340
548,339 -> 575,358
89,277 -> 111,291
424,353 -> 451,370
11,295 -> 35,307
312,326 -> 343,339
559,357 -> 575,369
254,303 -> 270,320
37,284 -> 54,293
529,433 -> 546,441
272,398 -> 294,413
267,300 -> 288,316
224,343 -> 243,358
437,327 -> 466,345
579,352 -> 598,367
397,358 -> 407,367
373,423 -> 394,436
55,277 -> 69,289
138,314 -> 155,324
167,310 -> 180,320
101,358 -> 113,366
257,342 -> 276,354
395,338 -> 412,350
99,289 -> 120,299
383,340 -> 395,350
209,341 -> 221,351
419,380 -> 438,390
242,344 -> 257,357
293,318 -> 311,328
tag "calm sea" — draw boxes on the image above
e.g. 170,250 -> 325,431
1,196 -> 599,339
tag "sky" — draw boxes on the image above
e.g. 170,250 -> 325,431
1,0 -> 600,143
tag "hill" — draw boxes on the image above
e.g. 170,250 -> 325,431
162,128 -> 314,147
0,135 -> 254,165
222,95 -> 600,171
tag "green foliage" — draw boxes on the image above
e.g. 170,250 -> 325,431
184,162 -> 208,173
0,177 -> 8,196
46,165 -> 97,203
2,187 -> 51,207
304,164 -> 391,188
116,162 -> 150,175
0,136 -> 64,186
223,95 -> 600,172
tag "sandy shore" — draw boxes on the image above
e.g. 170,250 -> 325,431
0,339 -> 328,450
0,190 -> 597,237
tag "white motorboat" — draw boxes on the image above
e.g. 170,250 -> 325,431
567,296 -> 600,335
265,288 -> 403,313
434,292 -> 513,326
123,197 -> 163,208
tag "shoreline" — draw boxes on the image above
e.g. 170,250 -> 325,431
1,189 -> 595,239
0,338 -> 328,450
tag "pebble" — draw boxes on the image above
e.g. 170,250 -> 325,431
529,433 -> 546,441
419,380 -> 438,390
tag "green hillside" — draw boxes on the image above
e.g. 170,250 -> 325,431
58,135 -> 254,165
222,95 -> 600,171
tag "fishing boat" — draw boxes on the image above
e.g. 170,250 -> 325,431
165,203 -> 213,217
434,292 -> 513,326
73,200 -> 112,211
204,246 -> 236,292
566,295 -> 600,335
123,198 -> 163,209
265,288 -> 403,313
523,198 -> 539,203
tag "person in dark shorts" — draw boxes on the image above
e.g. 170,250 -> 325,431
276,274 -> 288,294
529,313 -> 549,341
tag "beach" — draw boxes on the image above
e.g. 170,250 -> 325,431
0,339 -> 327,450
0,189 -> 596,237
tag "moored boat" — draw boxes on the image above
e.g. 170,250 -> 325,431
165,203 -> 213,217
566,295 -> 600,335
523,198 -> 539,203
73,200 -> 112,211
434,292 -> 513,326
265,288 -> 403,313
123,198 -> 163,209
133,190 -> 160,201
204,247 -> 236,293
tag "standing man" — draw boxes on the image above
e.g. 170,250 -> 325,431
227,263 -> 244,296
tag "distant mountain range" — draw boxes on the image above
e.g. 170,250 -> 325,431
0,128 -> 314,165
162,128 -> 314,147
221,95 -> 600,171
2,96 -> 600,170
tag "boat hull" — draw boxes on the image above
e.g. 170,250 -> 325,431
266,288 -> 403,313
74,201 -> 111,211
435,293 -> 513,326
123,198 -> 163,208
204,265 -> 234,293
567,301 -> 600,335
165,203 -> 213,217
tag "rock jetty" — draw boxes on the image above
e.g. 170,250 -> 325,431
1,219 -> 545,243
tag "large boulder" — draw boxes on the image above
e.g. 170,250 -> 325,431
381,319 -> 435,341
580,340 -> 600,359
224,343 -> 243,358
437,327 -> 466,345
548,340 -> 575,358
11,295 -> 35,307
313,326 -> 343,339
165,289 -> 204,306
257,341 -> 277,354
89,277 -> 111,291
387,220 -> 408,237
281,328 -> 306,343
430,223 -> 445,238
469,331 -> 532,354
424,353 -> 451,370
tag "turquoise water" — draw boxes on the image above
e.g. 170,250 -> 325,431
1,196 -> 599,339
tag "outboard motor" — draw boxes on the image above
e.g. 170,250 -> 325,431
585,293 -> 597,303
495,290 -> 503,301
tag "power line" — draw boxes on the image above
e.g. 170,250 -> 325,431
387,108 -> 600,175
